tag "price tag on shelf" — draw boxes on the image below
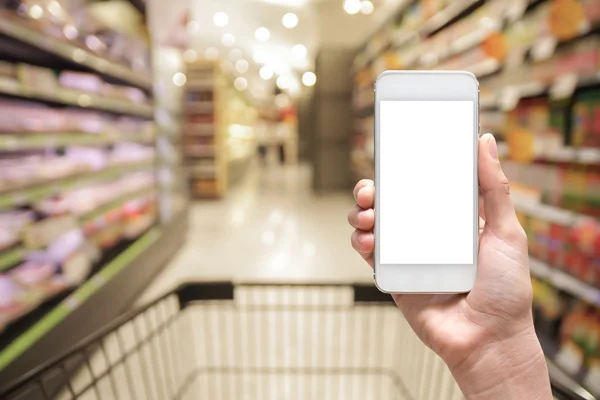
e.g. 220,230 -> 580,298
549,147 -> 576,162
577,148 -> 600,164
64,296 -> 81,311
91,274 -> 107,288
550,73 -> 578,100
531,36 -> 557,62
497,87 -> 520,111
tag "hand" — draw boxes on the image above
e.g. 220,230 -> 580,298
348,133 -> 552,400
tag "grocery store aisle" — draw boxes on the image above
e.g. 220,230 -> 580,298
138,163 -> 370,304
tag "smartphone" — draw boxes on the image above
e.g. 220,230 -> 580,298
374,71 -> 479,293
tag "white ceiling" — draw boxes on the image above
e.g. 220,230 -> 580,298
148,0 -> 407,98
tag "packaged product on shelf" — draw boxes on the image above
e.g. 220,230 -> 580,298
108,142 -> 155,165
61,109 -> 108,134
563,165 -> 587,212
122,196 -> 157,239
584,170 -> 600,218
549,0 -> 587,41
531,213 -> 550,261
90,223 -> 122,249
532,277 -> 570,338
104,84 -> 147,104
548,211 -> 573,268
572,89 -> 600,148
0,274 -> 26,332
556,36 -> 600,78
58,71 -> 104,94
10,261 -> 57,286
581,0 -> 600,24
557,304 -> 600,385
505,3 -> 549,63
17,64 -> 57,93
0,210 -> 34,249
0,61 -> 17,79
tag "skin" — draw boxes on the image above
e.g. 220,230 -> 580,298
348,133 -> 553,400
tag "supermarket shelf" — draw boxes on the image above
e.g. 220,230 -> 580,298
0,188 -> 154,273
80,187 -> 154,224
530,257 -> 600,308
419,0 -> 481,36
547,354 -> 597,400
539,334 -> 598,400
0,161 -> 154,211
184,123 -> 215,136
0,77 -> 153,118
481,72 -> 600,111
0,11 -> 152,90
0,132 -> 154,151
0,209 -> 188,381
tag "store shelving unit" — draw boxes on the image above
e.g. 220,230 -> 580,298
353,0 -> 600,397
184,60 -> 256,198
0,3 -> 187,382
184,61 -> 226,198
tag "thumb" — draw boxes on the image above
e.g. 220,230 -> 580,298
478,133 -> 522,241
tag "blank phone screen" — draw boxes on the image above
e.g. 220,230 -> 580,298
379,101 -> 475,265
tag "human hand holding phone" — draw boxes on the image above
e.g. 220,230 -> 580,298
348,133 -> 553,400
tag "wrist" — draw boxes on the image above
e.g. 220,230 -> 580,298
450,327 -> 552,400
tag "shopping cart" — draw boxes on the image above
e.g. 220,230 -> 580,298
0,282 -> 580,400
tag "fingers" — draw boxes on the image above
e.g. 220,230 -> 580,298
350,229 -> 374,267
478,133 -> 525,243
353,180 -> 374,209
348,205 -> 375,230
353,179 -> 373,200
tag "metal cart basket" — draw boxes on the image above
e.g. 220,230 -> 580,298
0,282 -> 572,400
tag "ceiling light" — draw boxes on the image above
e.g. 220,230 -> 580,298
292,44 -> 307,59
229,48 -> 242,61
173,72 -> 187,87
187,20 -> 200,34
277,76 -> 290,90
205,47 -> 219,60
282,13 -> 298,29
222,33 -> 235,47
28,4 -> 44,19
234,77 -> 248,91
255,27 -> 270,42
361,0 -> 374,15
183,49 -> 198,63
259,66 -> 274,80
235,59 -> 249,73
302,71 -> 317,87
213,12 -> 229,27
343,0 -> 361,14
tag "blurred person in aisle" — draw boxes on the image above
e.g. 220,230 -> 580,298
349,133 -> 554,400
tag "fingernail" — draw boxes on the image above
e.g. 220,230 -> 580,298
488,134 -> 498,160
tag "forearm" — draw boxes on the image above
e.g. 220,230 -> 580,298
451,329 -> 553,400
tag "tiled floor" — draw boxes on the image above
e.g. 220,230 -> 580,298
138,163 -> 372,304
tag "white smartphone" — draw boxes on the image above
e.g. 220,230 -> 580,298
374,71 -> 479,293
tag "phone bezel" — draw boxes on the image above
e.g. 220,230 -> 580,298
374,70 -> 479,293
